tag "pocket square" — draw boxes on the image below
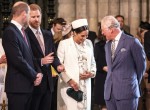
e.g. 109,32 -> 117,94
121,48 -> 126,52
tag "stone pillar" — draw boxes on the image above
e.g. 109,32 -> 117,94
108,0 -> 120,16
57,0 -> 76,23
129,0 -> 140,36
120,0 -> 130,25
141,0 -> 148,21
87,0 -> 98,33
98,0 -> 109,22
75,0 -> 87,19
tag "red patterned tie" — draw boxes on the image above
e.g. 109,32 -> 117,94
21,27 -> 28,46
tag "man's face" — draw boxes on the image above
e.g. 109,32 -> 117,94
116,17 -> 124,29
101,26 -> 112,40
29,9 -> 41,29
53,23 -> 63,33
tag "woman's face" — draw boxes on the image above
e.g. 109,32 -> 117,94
74,30 -> 89,44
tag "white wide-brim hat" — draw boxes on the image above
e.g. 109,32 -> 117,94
72,19 -> 88,29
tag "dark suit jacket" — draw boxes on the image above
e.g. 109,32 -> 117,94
94,40 -> 107,105
2,23 -> 38,93
144,30 -> 150,82
25,27 -> 61,93
87,31 -> 97,46
105,32 -> 146,100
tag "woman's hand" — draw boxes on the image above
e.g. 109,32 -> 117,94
80,71 -> 94,80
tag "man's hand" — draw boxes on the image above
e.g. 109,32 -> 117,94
0,54 -> 7,64
41,52 -> 54,65
57,64 -> 65,72
67,79 -> 79,91
103,66 -> 108,72
34,73 -> 43,86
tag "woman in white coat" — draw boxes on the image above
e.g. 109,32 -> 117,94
57,19 -> 96,110
0,38 -> 7,104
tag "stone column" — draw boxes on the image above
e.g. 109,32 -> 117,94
57,0 -> 76,23
75,0 -> 87,19
98,0 -> 109,22
141,0 -> 148,21
120,0 -> 130,25
108,0 -> 120,16
87,0 -> 98,33
129,0 -> 140,36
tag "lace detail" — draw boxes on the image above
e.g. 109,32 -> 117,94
74,42 -> 87,110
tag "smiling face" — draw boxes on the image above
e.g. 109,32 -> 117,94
73,30 -> 89,44
29,9 -> 41,29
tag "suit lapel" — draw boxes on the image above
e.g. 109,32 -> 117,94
105,41 -> 112,68
10,23 -> 32,54
27,28 -> 44,56
112,33 -> 126,65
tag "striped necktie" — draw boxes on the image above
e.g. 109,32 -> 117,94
36,30 -> 45,55
111,40 -> 116,60
21,27 -> 28,46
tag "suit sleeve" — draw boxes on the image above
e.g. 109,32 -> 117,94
131,38 -> 146,83
57,40 -> 71,83
2,28 -> 37,82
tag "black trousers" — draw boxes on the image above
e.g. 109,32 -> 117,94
7,93 -> 32,110
51,76 -> 58,110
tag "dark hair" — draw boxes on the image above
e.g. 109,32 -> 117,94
12,2 -> 29,16
139,21 -> 150,30
52,18 -> 66,26
115,15 -> 124,20
73,26 -> 88,34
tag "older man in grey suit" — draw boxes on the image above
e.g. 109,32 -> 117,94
101,15 -> 146,110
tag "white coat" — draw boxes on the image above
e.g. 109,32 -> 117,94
57,36 -> 96,110
0,39 -> 7,104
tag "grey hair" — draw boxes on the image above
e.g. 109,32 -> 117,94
101,15 -> 120,29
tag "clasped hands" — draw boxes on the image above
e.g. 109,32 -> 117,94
0,54 -> 7,64
80,71 -> 94,80
34,73 -> 43,86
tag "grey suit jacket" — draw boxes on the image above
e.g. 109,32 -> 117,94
104,32 -> 146,100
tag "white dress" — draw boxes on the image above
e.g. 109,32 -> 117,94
57,37 -> 96,110
0,39 -> 7,104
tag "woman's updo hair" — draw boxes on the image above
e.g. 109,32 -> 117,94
71,19 -> 88,34
72,25 -> 88,34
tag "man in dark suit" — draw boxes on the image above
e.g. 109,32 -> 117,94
25,4 -> 64,110
101,15 -> 146,110
2,2 -> 43,110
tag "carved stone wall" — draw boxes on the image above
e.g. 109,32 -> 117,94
57,0 -> 150,36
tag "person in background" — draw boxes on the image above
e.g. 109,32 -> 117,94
137,21 -> 150,110
94,25 -> 107,110
115,15 -> 131,36
25,4 -> 64,110
57,18 -> 96,110
50,18 -> 66,49
2,2 -> 43,110
62,23 -> 72,40
101,15 -> 146,110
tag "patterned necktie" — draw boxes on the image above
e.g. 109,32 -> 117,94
111,40 -> 115,60
36,30 -> 45,55
21,27 -> 28,46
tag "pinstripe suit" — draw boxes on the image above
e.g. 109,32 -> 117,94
104,33 -> 146,110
